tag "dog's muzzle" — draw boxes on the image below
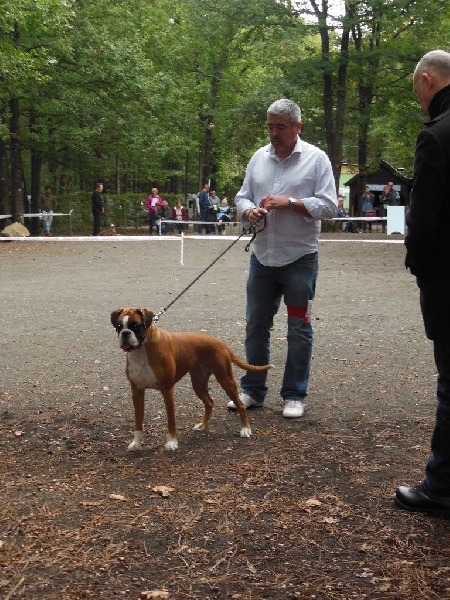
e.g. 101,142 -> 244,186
119,330 -> 137,352
116,323 -> 145,352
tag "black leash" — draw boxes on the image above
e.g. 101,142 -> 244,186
153,216 -> 267,323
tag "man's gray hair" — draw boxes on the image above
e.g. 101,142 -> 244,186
415,50 -> 450,79
267,99 -> 301,124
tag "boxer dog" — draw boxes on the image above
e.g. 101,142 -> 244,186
111,307 -> 271,452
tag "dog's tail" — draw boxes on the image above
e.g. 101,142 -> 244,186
230,353 -> 273,372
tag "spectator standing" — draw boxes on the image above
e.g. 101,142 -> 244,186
209,190 -> 219,210
197,184 -> 212,234
209,190 -> 219,233
91,182 -> 104,236
146,188 -> 163,235
380,181 -> 400,233
360,186 -> 375,232
395,50 -> 450,517
384,181 -> 400,206
228,98 -> 337,418
156,200 -> 172,234
172,199 -> 188,234
39,185 -> 57,236
379,184 -> 389,232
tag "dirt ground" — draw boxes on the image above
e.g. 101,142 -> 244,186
1,231 -> 449,600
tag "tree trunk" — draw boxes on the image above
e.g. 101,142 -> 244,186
30,110 -> 42,235
333,24 -> 351,191
201,53 -> 226,188
352,7 -> 381,212
9,97 -> 24,222
0,132 -> 8,221
314,0 -> 350,192
203,119 -> 213,185
115,153 -> 120,195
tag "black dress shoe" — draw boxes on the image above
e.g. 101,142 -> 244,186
395,484 -> 450,518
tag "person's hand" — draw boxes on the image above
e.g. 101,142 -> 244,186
245,206 -> 267,225
260,194 -> 289,210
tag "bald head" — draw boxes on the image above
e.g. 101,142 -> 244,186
415,50 -> 450,82
413,50 -> 450,114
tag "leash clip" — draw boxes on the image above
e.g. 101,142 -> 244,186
152,308 -> 165,325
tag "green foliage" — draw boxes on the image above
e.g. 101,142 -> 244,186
1,0 -> 450,209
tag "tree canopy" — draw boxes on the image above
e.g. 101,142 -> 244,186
1,0 -> 449,217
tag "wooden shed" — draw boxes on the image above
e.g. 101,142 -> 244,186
345,161 -> 412,216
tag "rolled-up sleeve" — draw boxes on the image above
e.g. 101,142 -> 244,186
301,153 -> 338,219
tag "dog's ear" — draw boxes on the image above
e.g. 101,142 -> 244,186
139,308 -> 154,329
111,308 -> 123,328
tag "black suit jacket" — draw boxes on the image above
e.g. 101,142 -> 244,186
91,190 -> 104,214
405,85 -> 450,340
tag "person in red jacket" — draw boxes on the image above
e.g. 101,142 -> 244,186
146,187 -> 163,235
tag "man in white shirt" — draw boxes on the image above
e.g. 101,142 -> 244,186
227,98 -> 337,418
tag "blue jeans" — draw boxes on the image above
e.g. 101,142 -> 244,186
424,340 -> 450,495
198,207 -> 212,234
241,252 -> 318,403
42,210 -> 53,232
160,221 -> 171,234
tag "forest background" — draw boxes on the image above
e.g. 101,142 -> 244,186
1,0 -> 449,233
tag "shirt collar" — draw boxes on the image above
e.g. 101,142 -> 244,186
267,135 -> 302,160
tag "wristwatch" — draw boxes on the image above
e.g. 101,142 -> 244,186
289,197 -> 297,208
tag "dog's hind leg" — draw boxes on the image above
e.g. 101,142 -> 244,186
215,368 -> 252,438
129,384 -> 145,451
190,369 -> 214,432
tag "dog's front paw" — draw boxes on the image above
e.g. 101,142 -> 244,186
164,435 -> 179,451
128,431 -> 142,451
240,427 -> 252,438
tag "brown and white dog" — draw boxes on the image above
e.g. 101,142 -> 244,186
111,307 -> 271,452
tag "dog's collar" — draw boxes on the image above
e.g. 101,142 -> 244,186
152,309 -> 165,326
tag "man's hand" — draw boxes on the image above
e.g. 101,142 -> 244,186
260,194 -> 290,210
260,194 -> 309,216
244,206 -> 268,224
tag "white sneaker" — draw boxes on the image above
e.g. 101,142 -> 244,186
227,392 -> 264,411
282,400 -> 305,418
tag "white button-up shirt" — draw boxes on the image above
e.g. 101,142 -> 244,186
235,136 -> 337,267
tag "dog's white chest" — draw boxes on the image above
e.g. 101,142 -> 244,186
127,350 -> 157,389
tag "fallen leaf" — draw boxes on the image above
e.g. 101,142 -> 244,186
109,494 -> 127,502
304,498 -> 322,507
323,517 -> 339,524
140,590 -> 170,599
152,486 -> 175,498
246,560 -> 257,574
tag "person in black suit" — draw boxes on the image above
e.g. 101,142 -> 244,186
395,50 -> 450,517
91,182 -> 104,236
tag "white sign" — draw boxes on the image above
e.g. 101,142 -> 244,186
387,205 -> 405,235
